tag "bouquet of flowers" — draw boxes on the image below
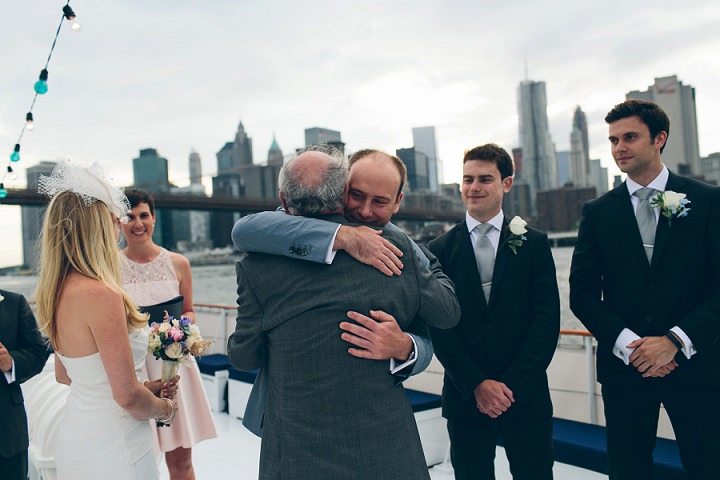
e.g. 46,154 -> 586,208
148,312 -> 212,382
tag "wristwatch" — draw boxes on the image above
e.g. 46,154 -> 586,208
665,332 -> 684,352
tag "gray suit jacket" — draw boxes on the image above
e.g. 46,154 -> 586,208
231,210 -> 435,377
228,215 -> 459,480
0,289 -> 49,458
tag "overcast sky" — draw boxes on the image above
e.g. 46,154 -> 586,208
1,0 -> 720,267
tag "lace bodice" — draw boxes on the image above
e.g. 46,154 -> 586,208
120,248 -> 179,307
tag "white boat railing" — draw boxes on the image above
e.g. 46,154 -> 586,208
193,304 -> 603,426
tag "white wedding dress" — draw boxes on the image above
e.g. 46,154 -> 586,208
54,327 -> 157,479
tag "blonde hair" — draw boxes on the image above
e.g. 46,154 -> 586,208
35,192 -> 147,349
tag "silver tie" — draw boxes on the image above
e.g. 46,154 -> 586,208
474,223 -> 495,302
634,188 -> 657,262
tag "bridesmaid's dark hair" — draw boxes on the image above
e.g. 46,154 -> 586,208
124,188 -> 155,216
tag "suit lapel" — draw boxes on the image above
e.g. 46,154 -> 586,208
650,172 -> 687,272
489,217 -> 512,307
610,183 -> 651,270
452,222 -> 488,309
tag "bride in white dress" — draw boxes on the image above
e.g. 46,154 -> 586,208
34,162 -> 178,480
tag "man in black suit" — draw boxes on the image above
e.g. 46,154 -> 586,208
570,99 -> 720,479
0,289 -> 50,479
429,144 -> 560,480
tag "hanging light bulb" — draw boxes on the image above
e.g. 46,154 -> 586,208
10,144 -> 20,162
7,166 -> 17,181
0,183 -> 7,200
62,5 -> 80,31
25,112 -> 34,131
34,69 -> 49,95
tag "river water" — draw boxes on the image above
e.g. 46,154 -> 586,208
0,246 -> 583,331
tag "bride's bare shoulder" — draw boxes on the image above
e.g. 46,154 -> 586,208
62,272 -> 122,309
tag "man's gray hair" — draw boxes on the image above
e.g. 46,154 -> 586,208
279,144 -> 348,216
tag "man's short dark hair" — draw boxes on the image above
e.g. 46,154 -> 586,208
605,99 -> 670,153
463,144 -> 514,179
124,188 -> 155,215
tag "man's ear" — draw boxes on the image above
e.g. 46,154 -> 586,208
655,131 -> 668,150
392,191 -> 403,215
279,192 -> 289,213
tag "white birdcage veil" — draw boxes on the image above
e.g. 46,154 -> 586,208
38,160 -> 131,223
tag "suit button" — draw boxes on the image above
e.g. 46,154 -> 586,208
300,249 -> 308,256
644,316 -> 652,323
289,247 -> 296,254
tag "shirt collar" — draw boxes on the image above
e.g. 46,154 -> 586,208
626,165 -> 669,196
466,210 -> 504,234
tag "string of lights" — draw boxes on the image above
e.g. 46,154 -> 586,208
0,1 -> 80,199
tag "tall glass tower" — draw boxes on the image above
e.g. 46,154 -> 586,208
517,80 -> 557,213
412,126 -> 439,193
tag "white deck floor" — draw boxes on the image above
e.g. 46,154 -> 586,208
158,410 -> 608,480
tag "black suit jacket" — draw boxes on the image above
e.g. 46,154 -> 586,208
569,171 -> 720,388
0,290 -> 49,458
429,216 -> 560,422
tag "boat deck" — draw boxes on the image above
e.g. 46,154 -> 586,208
158,410 -> 608,479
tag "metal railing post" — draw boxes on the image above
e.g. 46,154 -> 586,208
220,308 -> 228,355
584,336 -> 597,424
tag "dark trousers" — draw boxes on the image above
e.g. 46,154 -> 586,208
447,415 -> 554,480
0,450 -> 28,480
603,385 -> 720,480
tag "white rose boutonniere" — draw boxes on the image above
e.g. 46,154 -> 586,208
651,190 -> 691,226
504,216 -> 528,254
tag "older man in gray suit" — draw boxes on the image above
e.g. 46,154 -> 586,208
228,146 -> 460,479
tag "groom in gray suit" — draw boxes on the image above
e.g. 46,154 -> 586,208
227,147 -> 460,479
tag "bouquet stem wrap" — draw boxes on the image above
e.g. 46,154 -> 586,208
161,359 -> 179,382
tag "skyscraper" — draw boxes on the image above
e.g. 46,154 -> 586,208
517,80 -> 557,213
627,75 -> 700,174
189,149 -> 203,186
170,149 -> 211,251
396,147 -> 430,191
267,134 -> 284,167
22,161 -> 56,270
569,106 -> 590,187
132,148 -> 171,192
304,127 -> 345,154
412,126 -> 440,193
217,121 -> 254,173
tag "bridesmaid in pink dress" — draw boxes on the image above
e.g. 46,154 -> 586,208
119,188 -> 217,480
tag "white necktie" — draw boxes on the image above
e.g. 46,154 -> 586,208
474,223 -> 495,302
634,187 -> 657,262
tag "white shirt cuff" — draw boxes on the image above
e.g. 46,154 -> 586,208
670,326 -> 696,359
389,334 -> 418,374
3,359 -> 16,384
613,328 -> 641,365
324,225 -> 341,264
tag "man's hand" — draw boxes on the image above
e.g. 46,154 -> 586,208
341,310 -> 412,361
642,360 -> 678,378
474,380 -> 514,419
0,341 -> 13,372
627,336 -> 679,378
335,226 -> 403,276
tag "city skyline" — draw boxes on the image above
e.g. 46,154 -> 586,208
2,0 -> 720,267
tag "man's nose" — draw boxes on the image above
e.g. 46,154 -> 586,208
359,201 -> 373,217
